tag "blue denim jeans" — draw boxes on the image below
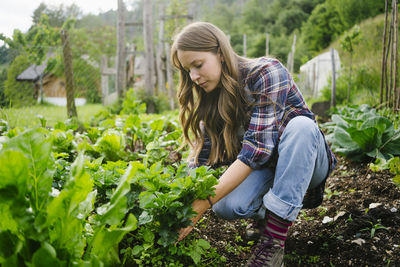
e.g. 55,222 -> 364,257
212,116 -> 329,222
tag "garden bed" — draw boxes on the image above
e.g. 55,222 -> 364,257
195,156 -> 400,266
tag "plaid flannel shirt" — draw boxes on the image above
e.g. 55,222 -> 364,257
194,58 -> 337,208
237,58 -> 336,172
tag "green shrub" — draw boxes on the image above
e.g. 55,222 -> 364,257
134,88 -> 171,114
370,157 -> 400,187
0,69 -> 8,107
3,55 -> 36,107
321,65 -> 380,105
121,88 -> 146,115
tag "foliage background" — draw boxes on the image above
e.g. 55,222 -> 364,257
0,0 -> 391,109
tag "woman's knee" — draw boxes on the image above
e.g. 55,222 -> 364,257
213,197 -> 253,220
283,116 -> 319,141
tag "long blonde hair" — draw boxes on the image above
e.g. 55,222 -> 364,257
171,22 -> 250,166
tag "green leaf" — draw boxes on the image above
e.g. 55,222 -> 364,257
138,211 -> 153,225
197,239 -> 211,249
331,127 -> 360,152
0,204 -> 18,233
32,242 -> 60,267
90,213 -> 137,266
360,116 -> 392,135
150,119 -> 164,131
189,249 -> 201,265
380,130 -> 400,157
142,228 -> 155,243
393,175 -> 400,187
139,191 -> 157,209
0,231 -> 20,258
96,162 -> 140,225
4,128 -> 55,212
0,150 -> 29,199
348,127 -> 379,151
46,153 -> 94,259
132,245 -> 144,256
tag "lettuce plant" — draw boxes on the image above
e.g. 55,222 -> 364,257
323,105 -> 400,162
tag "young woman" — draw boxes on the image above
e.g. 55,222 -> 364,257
171,22 -> 336,266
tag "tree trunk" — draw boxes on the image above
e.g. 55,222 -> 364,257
117,0 -> 126,99
156,3 -> 166,94
165,42 -> 175,110
38,74 -> 44,104
60,29 -> 77,118
143,0 -> 155,96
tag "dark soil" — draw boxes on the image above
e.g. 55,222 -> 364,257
195,156 -> 400,266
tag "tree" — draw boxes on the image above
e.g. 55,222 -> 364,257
32,3 -> 83,28
0,45 -> 11,65
1,14 -> 60,104
335,0 -> 385,29
300,1 -> 345,54
275,8 -> 307,35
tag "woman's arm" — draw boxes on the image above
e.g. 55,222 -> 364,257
178,159 -> 252,241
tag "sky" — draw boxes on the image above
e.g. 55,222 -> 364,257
0,0 -> 118,44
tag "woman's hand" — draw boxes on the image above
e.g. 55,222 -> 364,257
177,199 -> 210,241
177,160 -> 253,241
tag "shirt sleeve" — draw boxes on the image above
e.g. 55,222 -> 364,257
237,59 -> 291,169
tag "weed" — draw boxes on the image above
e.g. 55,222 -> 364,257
361,219 -> 388,238
299,210 -> 315,221
324,188 -> 341,200
318,207 -> 328,217
347,214 -> 353,222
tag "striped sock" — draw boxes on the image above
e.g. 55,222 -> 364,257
264,212 -> 293,247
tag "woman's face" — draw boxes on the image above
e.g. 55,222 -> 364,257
177,50 -> 223,93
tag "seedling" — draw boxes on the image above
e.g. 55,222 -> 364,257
324,188 -> 341,200
361,219 -> 388,238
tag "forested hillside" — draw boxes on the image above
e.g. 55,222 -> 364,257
0,0 -> 387,108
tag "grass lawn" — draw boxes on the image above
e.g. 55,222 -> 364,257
0,104 -> 107,128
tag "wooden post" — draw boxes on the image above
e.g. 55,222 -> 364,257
38,74 -> 44,104
60,29 -> 77,118
156,3 -> 166,94
386,8 -> 393,105
117,0 -> 126,98
143,0 -> 155,96
380,0 -> 389,106
287,34 -> 296,73
388,4 -> 394,107
393,0 -> 399,111
243,34 -> 247,57
126,44 -> 136,89
165,42 -> 175,110
330,48 -> 336,108
101,56 -> 108,105
265,33 -> 270,56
